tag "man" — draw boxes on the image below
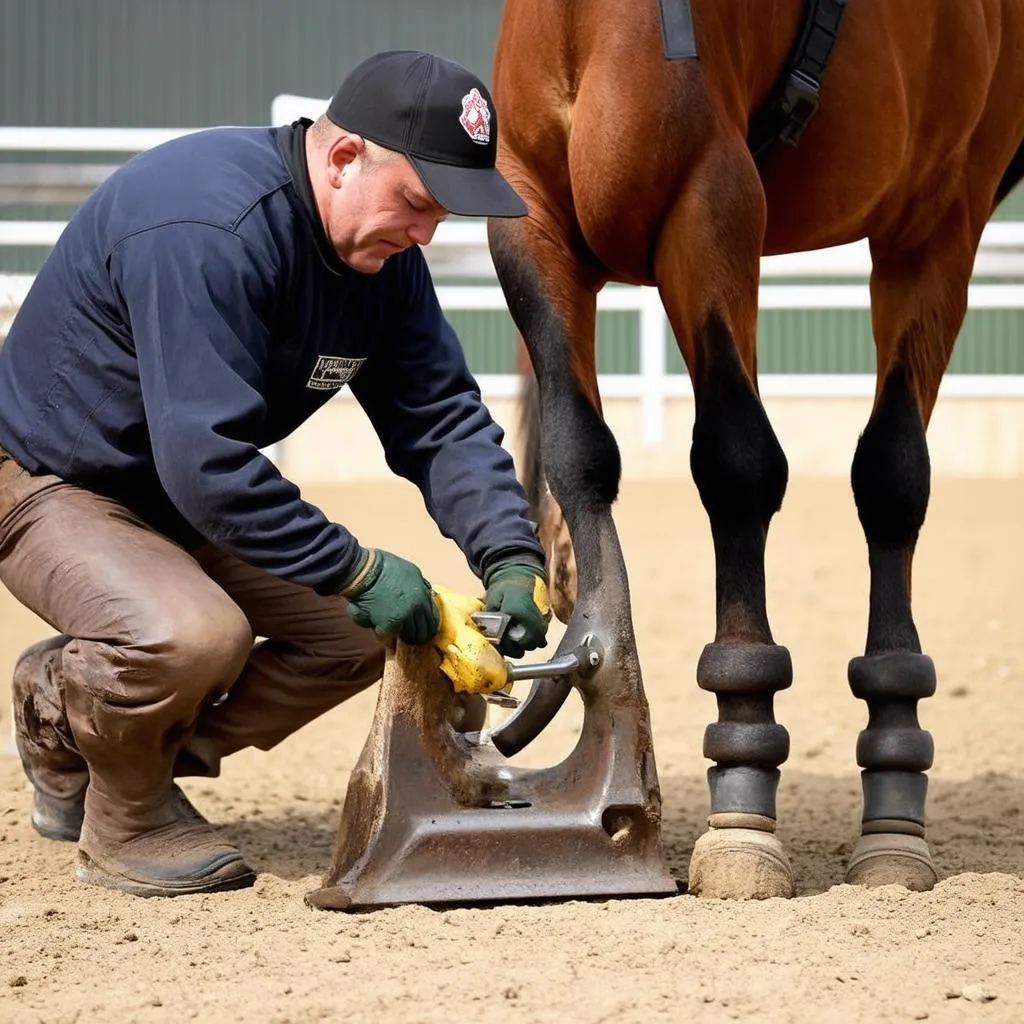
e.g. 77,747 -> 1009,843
0,50 -> 549,898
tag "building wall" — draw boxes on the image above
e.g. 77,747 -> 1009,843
3,0 -> 1022,376
0,0 -> 505,126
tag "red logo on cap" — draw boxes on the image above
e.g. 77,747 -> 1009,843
459,88 -> 491,145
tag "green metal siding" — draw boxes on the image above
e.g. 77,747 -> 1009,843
0,0 -> 504,272
992,183 -> 1024,220
448,311 -> 641,375
454,306 -> 1024,379
1,0 -> 505,127
3,1 -> 1022,374
664,308 -> 1024,376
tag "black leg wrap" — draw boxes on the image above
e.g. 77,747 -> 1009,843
848,652 -> 936,827
859,774 -> 929,832
698,642 -> 792,818
706,766 -> 780,820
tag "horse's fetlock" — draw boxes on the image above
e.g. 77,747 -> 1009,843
848,652 -> 936,702
697,641 -> 793,695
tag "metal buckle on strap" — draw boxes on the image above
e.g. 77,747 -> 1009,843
777,68 -> 821,147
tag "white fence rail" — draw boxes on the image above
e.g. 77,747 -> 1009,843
3,123 -> 1024,445
6,216 -> 1024,279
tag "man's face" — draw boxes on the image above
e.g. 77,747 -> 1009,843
324,145 -> 449,273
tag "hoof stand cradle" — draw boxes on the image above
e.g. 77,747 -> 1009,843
306,634 -> 678,911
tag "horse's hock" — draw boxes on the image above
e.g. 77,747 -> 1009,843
306,634 -> 678,911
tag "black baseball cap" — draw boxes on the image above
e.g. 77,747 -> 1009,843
326,50 -> 527,218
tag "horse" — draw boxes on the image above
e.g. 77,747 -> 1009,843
485,0 -> 1024,899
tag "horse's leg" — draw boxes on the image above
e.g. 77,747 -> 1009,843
489,179 -> 641,697
515,339 -> 577,624
844,205 -> 980,890
654,140 -> 794,899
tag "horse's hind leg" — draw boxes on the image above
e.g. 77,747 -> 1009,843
845,204 -> 981,891
655,140 -> 794,899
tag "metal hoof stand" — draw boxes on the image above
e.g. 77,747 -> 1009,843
306,634 -> 678,911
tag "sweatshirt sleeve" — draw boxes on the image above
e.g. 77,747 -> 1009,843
348,250 -> 544,579
110,222 -> 362,593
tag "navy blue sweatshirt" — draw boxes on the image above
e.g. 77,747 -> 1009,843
0,123 -> 542,593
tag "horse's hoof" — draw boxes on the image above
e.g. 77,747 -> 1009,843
844,833 -> 937,891
537,497 -> 576,624
687,827 -> 794,900
550,587 -> 575,626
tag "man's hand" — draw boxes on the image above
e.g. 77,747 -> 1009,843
342,548 -> 440,645
482,559 -> 552,658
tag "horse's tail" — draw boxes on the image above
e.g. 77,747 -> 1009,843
516,338 -> 546,519
994,138 -> 1024,210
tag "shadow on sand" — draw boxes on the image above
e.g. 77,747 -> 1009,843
221,769 -> 1023,896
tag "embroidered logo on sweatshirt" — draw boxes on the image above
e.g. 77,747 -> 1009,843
306,355 -> 366,391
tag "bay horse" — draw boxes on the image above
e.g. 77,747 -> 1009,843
485,0 -> 1024,898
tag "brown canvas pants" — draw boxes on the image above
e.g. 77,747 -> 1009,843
0,448 -> 383,838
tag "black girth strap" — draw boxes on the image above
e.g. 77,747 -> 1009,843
747,0 -> 848,159
658,0 -> 698,60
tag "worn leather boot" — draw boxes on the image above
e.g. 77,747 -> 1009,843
59,612 -> 257,898
71,720 -> 258,898
11,636 -> 89,841
75,782 -> 256,898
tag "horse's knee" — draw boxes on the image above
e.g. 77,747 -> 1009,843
851,363 -> 930,546
689,314 -> 788,525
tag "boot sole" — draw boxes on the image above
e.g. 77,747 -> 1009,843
75,850 -> 257,898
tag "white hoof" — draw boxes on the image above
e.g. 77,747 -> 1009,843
687,827 -> 794,900
845,833 -> 937,891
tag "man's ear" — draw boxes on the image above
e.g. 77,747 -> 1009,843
325,133 -> 364,189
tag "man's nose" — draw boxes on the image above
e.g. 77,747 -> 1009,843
407,217 -> 439,247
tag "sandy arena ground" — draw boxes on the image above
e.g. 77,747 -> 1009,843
1,474 -> 1022,1023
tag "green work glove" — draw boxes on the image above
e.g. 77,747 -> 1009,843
482,559 -> 552,658
342,548 -> 440,646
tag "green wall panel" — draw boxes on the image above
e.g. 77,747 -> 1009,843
445,310 -> 516,375
1,0 -> 505,128
455,305 -> 1024,378
949,310 -> 1024,374
665,308 -> 1024,376
3,1 -> 1022,374
0,203 -> 78,273
0,247 -> 51,275
6,299 -> 1020,375
992,183 -> 1024,221
446,310 -> 641,375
